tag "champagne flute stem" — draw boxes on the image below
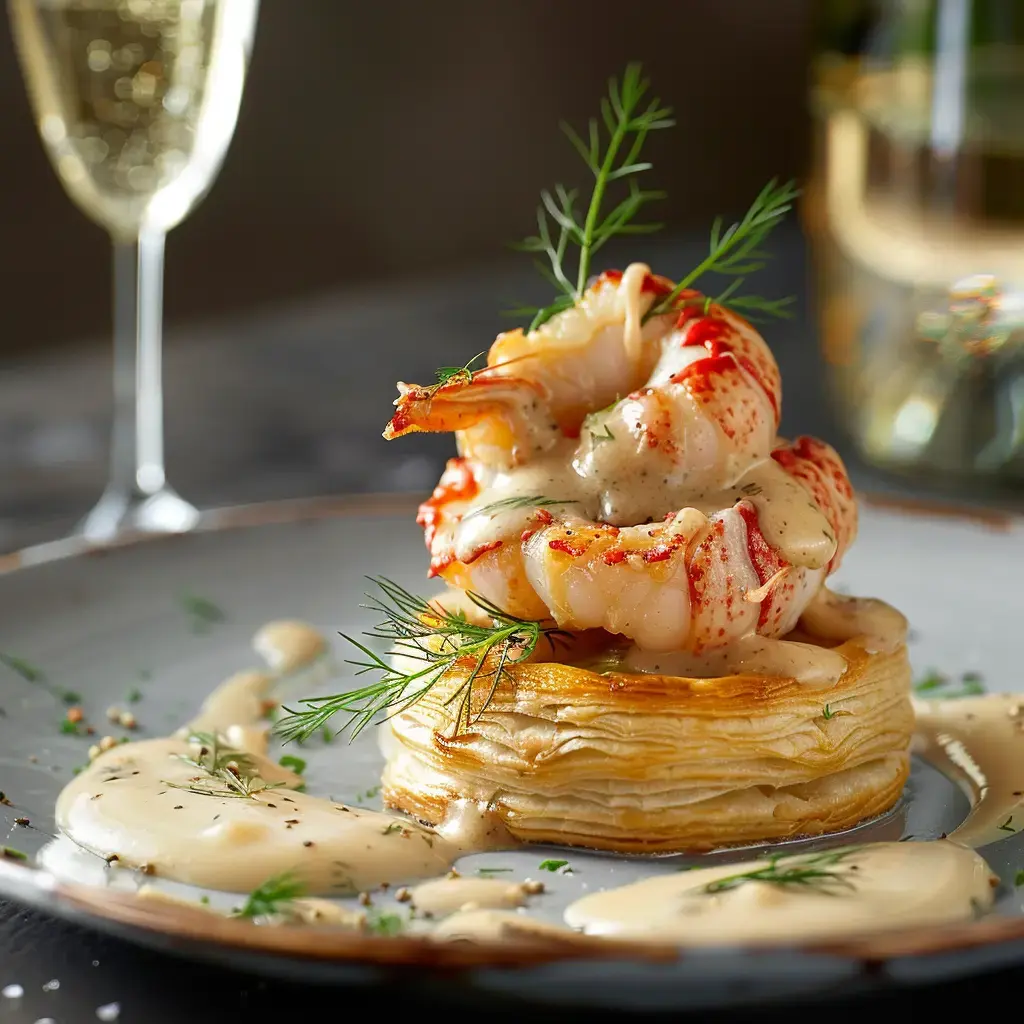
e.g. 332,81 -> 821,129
80,230 -> 198,542
111,230 -> 165,495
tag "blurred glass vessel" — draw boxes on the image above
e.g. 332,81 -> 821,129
805,0 -> 1024,491
9,0 -> 258,540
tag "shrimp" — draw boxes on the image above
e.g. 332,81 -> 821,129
389,263 -> 857,655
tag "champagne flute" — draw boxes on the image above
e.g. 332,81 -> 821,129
8,0 -> 259,541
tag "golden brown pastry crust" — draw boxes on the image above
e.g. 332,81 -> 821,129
381,634 -> 913,852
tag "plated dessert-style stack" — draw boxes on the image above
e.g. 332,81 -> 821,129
377,262 -> 913,852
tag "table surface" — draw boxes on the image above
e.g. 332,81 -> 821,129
1,228 -> 1022,1022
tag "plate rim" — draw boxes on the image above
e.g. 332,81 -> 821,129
0,489 -> 1022,970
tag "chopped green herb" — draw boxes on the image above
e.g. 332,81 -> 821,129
1015,870 -> 1024,887
434,352 -> 486,388
1,847 -> 27,861
235,871 -> 305,919
60,719 -> 82,735
61,690 -> 81,705
179,593 -> 226,634
472,495 -> 577,518
913,668 -> 986,699
126,688 -> 143,704
590,424 -> 615,445
365,910 -> 404,936
166,731 -> 284,800
476,867 -> 514,875
355,785 -> 381,803
72,766 -> 85,776
382,822 -> 404,835
538,858 -> 570,872
0,652 -> 44,683
278,755 -> 307,775
821,704 -> 851,721
1000,817 -> 1016,833
199,895 -> 211,905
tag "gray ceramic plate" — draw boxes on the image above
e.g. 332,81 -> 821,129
2,493 -> 1024,1012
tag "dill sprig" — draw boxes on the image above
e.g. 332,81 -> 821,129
471,495 -> 577,517
914,668 -> 985,699
166,731 -> 284,800
276,578 -> 568,743
513,63 -> 673,331
644,178 -> 801,323
700,846 -> 861,895
235,871 -> 305,919
434,351 -> 486,388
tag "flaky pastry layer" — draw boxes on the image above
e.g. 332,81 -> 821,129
381,635 -> 913,852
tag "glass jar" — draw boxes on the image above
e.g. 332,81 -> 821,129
805,0 -> 1024,492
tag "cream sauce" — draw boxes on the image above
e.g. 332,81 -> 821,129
53,622 -> 498,895
914,694 -> 1024,847
56,736 -> 456,893
800,588 -> 907,655
406,877 -> 531,917
252,620 -> 328,675
564,841 -> 996,945
622,633 -> 848,687
187,670 -> 273,755
619,261 -> 649,366
430,908 -> 575,943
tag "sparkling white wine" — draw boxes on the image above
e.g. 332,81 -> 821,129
9,0 -> 257,239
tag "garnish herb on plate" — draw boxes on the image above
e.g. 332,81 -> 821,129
821,704 -> 851,721
434,352 -> 485,388
365,910 -> 405,936
278,754 -> 306,775
179,593 -> 226,634
471,495 -> 578,518
699,847 -> 861,895
276,578 -> 568,743
642,178 -> 800,323
476,867 -> 514,875
166,732 -> 284,800
1,847 -> 27,861
539,858 -> 570,872
507,62 -> 796,333
0,652 -> 44,683
511,63 -> 673,331
1015,870 -> 1024,887
999,817 -> 1016,833
913,669 -> 986,699
0,652 -> 79,704
235,871 -> 305,919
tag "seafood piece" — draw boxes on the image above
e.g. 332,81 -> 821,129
415,436 -> 854,654
389,264 -> 856,654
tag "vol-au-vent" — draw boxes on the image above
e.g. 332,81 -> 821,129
278,65 -> 915,852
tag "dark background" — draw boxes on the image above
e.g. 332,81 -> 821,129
0,0 -> 814,356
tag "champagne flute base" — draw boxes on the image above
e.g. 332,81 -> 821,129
78,486 -> 200,543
